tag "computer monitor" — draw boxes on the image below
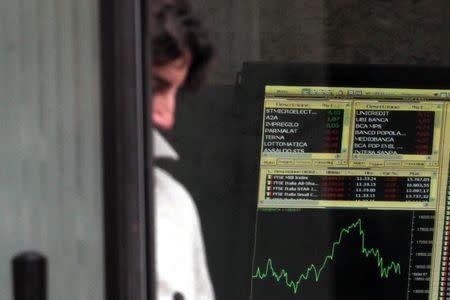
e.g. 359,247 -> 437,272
237,64 -> 450,300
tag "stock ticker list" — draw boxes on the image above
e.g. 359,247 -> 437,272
262,108 -> 344,154
353,110 -> 435,155
265,174 -> 431,202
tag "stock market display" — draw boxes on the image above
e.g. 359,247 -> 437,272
250,86 -> 450,300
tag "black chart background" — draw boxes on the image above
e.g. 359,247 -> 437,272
250,209 -> 415,300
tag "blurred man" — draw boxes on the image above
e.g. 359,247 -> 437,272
149,0 -> 214,299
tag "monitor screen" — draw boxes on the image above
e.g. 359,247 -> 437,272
249,85 -> 450,300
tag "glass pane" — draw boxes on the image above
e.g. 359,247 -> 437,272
156,1 -> 450,300
0,0 -> 104,299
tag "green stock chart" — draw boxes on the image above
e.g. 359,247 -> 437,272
250,209 -> 434,300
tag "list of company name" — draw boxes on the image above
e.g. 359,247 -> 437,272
263,108 -> 343,154
353,110 -> 434,155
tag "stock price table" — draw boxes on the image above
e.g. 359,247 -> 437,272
353,110 -> 435,155
265,174 -> 431,202
263,108 -> 344,154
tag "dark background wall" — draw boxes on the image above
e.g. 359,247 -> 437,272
159,1 -> 450,300
189,0 -> 450,85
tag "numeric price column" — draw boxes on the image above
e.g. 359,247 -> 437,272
325,110 -> 343,153
438,161 -> 450,300
415,111 -> 434,155
353,176 -> 377,201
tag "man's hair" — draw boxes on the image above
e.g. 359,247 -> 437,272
149,0 -> 214,88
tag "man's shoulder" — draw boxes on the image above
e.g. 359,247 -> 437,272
154,166 -> 198,216
154,166 -> 190,198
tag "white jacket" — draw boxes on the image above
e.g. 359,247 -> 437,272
153,130 -> 215,300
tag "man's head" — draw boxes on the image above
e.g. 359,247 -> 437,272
150,0 -> 213,130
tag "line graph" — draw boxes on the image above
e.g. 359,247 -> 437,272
252,218 -> 402,295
